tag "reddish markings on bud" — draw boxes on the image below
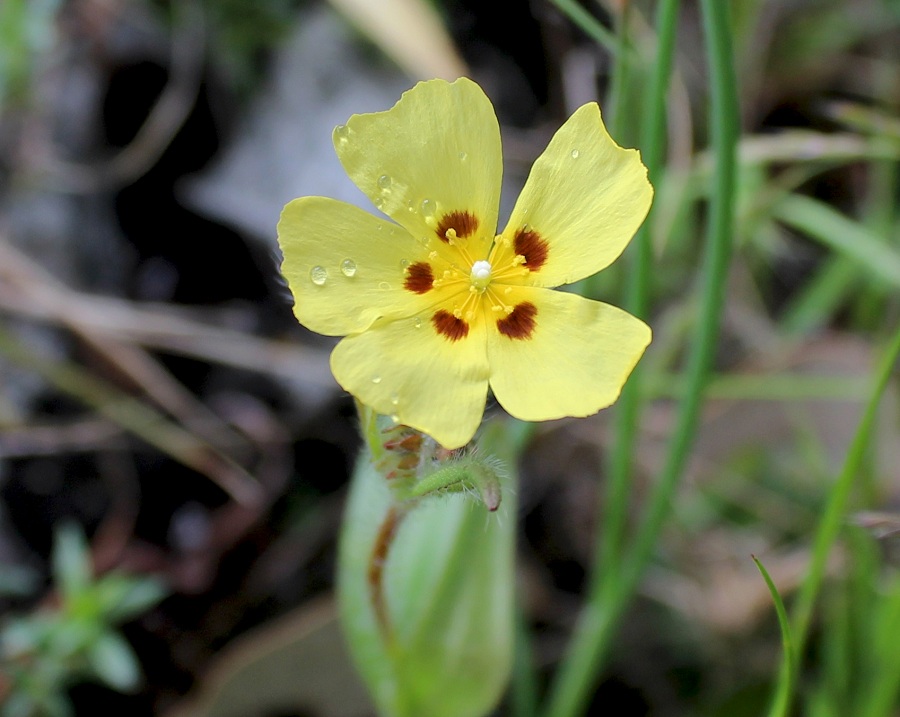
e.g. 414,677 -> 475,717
383,432 -> 424,452
367,506 -> 405,638
497,301 -> 537,340
433,309 -> 469,341
435,447 -> 464,462
513,228 -> 549,270
404,262 -> 434,294
436,210 -> 479,242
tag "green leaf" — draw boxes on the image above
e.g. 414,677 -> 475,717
85,630 -> 142,692
94,575 -> 167,623
772,194 -> 900,290
51,523 -> 92,602
753,555 -> 795,717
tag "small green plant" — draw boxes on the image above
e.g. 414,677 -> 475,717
0,524 -> 166,717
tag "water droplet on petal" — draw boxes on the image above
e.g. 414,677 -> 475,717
399,258 -> 409,269
378,281 -> 390,291
390,414 -> 400,424
420,199 -> 436,218
340,259 -> 357,277
390,392 -> 399,406
310,266 -> 328,285
371,375 -> 382,384
458,151 -> 468,161
413,316 -> 422,329
374,197 -> 385,209
377,174 -> 392,190
407,200 -> 416,213
334,124 -> 350,142
570,149 -> 580,159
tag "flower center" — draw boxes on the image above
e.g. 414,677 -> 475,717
469,260 -> 492,291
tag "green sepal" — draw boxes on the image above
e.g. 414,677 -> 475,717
405,455 -> 503,511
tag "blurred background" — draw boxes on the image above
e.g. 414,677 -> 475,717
1,0 -> 899,715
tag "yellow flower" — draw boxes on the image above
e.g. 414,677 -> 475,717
278,78 -> 652,449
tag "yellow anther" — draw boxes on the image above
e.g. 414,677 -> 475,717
512,254 -> 527,267
429,251 -> 439,261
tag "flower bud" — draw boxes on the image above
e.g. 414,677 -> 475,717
338,430 -> 515,717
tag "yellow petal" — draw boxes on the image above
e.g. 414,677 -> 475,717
330,309 -> 491,449
486,287 -> 650,421
335,77 -> 502,263
278,196 -> 460,336
498,103 -> 652,288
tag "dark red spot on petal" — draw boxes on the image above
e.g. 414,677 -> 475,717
514,228 -> 549,271
433,309 -> 469,341
497,302 -> 537,340
436,210 -> 479,242
404,262 -> 434,294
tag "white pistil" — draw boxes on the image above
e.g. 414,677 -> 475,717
470,260 -> 492,291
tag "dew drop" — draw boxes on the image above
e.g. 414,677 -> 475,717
399,258 -> 410,269
390,414 -> 400,424
413,316 -> 422,329
377,174 -> 392,190
407,199 -> 416,213
374,197 -> 385,209
340,259 -> 357,277
390,392 -> 400,406
570,149 -> 580,159
371,375 -> 382,384
334,124 -> 350,142
458,151 -> 468,161
378,281 -> 391,291
420,198 -> 436,217
309,266 -> 328,285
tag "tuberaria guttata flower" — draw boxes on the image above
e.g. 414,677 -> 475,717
278,78 -> 653,449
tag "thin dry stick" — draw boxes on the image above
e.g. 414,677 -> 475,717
0,239 -> 248,451
0,241 -> 332,388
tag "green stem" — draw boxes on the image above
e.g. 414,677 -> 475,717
547,0 -> 618,53
607,1 -> 633,142
600,0 -> 680,610
542,1 -> 738,715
